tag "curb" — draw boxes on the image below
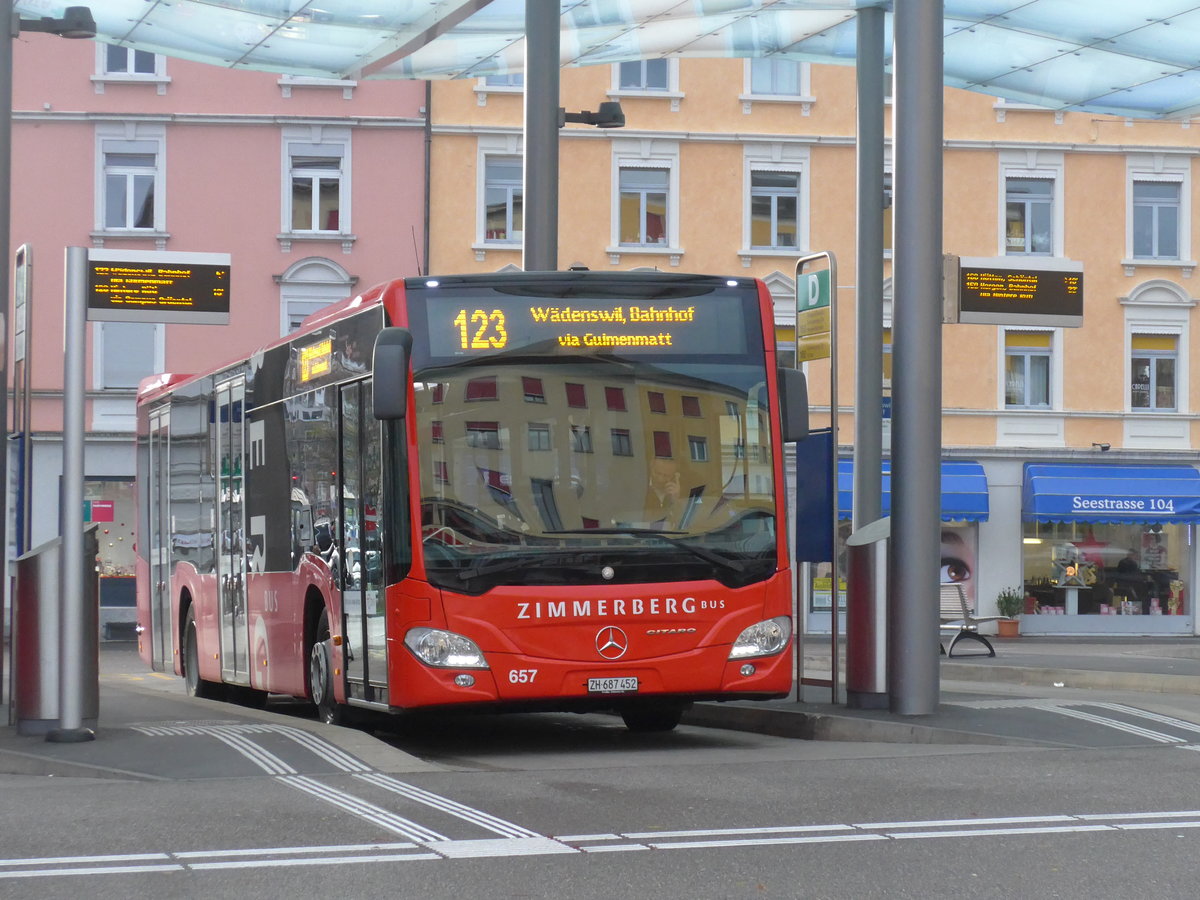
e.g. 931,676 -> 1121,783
684,702 -> 1050,747
942,663 -> 1200,694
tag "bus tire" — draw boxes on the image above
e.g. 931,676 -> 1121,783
183,607 -> 224,701
309,610 -> 346,725
620,703 -> 686,733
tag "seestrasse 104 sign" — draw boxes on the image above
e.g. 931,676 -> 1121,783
87,249 -> 230,325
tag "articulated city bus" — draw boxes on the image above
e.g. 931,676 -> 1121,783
135,271 -> 807,731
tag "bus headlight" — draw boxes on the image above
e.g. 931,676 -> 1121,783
728,616 -> 792,659
404,627 -> 490,669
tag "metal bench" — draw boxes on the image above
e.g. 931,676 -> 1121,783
939,583 -> 1004,657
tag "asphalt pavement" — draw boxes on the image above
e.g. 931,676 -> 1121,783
4,635 -> 1200,780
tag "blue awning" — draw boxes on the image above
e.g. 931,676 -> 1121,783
1023,464 -> 1200,524
837,459 -> 989,523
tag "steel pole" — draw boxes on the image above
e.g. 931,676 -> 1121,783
523,0 -> 559,272
888,0 -> 943,716
47,246 -> 92,742
853,5 -> 885,531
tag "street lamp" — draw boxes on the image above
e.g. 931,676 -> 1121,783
0,3 -> 95,735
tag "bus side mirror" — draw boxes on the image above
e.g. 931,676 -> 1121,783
778,367 -> 809,443
372,327 -> 413,420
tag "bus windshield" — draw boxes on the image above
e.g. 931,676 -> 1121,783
412,354 -> 776,592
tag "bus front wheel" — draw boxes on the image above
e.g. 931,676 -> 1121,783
620,703 -> 686,733
309,610 -> 346,725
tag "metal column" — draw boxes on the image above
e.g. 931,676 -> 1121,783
522,0 -> 560,272
888,0 -> 944,716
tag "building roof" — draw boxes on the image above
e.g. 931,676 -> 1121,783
21,1 -> 1200,120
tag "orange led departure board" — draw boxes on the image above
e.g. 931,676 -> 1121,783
87,250 -> 231,324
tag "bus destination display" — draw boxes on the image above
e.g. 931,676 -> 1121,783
418,290 -> 749,359
87,250 -> 231,325
951,256 -> 1083,327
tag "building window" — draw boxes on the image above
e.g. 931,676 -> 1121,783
611,428 -> 633,456
1133,181 -> 1180,260
464,377 -> 498,401
1005,178 -> 1053,255
104,45 -> 157,76
619,167 -> 669,246
96,322 -> 160,389
484,73 -> 524,88
570,425 -> 593,453
681,396 -> 701,417
431,421 -> 444,443
465,421 -> 501,449
648,392 -> 666,414
653,431 -> 672,458
688,436 -> 709,462
522,377 -> 545,402
1004,331 -> 1052,408
484,157 -> 522,242
565,382 -> 587,408
431,383 -> 446,404
433,461 -> 450,484
750,58 -> 801,96
528,423 -> 551,451
618,59 -> 668,91
103,151 -> 156,230
1131,334 -> 1177,411
277,257 -> 354,335
605,386 -> 626,411
750,171 -> 799,250
289,148 -> 344,232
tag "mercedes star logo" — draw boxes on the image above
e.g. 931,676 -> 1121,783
595,625 -> 628,660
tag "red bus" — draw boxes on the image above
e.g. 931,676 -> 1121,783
135,271 -> 807,731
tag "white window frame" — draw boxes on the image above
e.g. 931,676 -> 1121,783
93,123 -> 167,245
278,257 -> 356,336
741,143 -> 810,262
608,59 -> 683,111
473,73 -> 524,105
740,59 -> 814,114
998,151 -> 1064,258
473,134 -> 524,259
1123,282 -> 1192,415
481,156 -> 523,244
608,139 -> 681,265
1123,154 -> 1193,275
279,127 -> 354,253
999,327 -> 1061,411
91,321 -> 164,431
92,44 -> 169,94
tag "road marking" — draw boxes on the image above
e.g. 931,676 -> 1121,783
945,699 -> 1200,743
278,775 -> 450,842
6,808 -> 1200,879
354,772 -> 543,839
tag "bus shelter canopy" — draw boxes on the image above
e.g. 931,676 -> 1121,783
20,1 -> 1200,120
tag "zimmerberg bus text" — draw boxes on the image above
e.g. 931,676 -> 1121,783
516,597 -> 722,619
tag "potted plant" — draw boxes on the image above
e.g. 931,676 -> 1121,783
995,586 -> 1024,637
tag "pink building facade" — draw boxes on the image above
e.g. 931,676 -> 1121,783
9,37 -> 427,631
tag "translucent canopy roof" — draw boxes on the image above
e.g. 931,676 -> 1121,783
18,1 -> 1200,119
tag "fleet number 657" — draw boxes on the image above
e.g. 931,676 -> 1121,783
508,669 -> 538,684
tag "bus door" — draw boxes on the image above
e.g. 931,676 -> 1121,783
147,406 -> 171,670
340,380 -> 388,701
216,377 -> 250,684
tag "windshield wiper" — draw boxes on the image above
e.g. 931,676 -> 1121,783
545,528 -> 748,575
